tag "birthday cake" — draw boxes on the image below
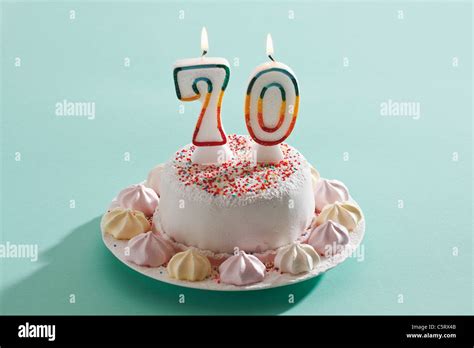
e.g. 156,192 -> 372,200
101,135 -> 363,286
100,30 -> 364,288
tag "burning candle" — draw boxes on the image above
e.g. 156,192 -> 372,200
173,27 -> 233,164
245,34 -> 300,163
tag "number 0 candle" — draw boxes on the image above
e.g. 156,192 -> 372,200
245,34 -> 300,163
173,27 -> 233,164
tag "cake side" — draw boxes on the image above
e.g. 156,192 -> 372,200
153,134 -> 315,254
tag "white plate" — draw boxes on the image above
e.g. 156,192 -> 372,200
101,203 -> 365,291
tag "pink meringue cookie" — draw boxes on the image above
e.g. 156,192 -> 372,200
108,198 -> 120,211
219,250 -> 266,286
307,220 -> 350,256
125,231 -> 175,267
116,184 -> 159,216
314,179 -> 350,212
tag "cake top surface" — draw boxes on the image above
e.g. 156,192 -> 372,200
169,134 -> 308,200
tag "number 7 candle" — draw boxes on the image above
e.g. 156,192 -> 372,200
245,34 -> 300,163
173,27 -> 233,164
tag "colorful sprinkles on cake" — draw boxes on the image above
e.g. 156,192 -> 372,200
172,134 -> 304,198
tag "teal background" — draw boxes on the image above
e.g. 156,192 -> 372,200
1,1 -> 472,315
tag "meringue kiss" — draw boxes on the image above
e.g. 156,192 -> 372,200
125,231 -> 175,267
314,179 -> 350,212
101,208 -> 150,240
310,166 -> 321,191
219,250 -> 266,286
275,242 -> 320,275
116,184 -> 159,216
316,201 -> 362,231
308,220 -> 350,256
146,163 -> 165,196
167,249 -> 211,281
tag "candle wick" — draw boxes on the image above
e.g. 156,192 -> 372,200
268,54 -> 275,62
202,50 -> 208,57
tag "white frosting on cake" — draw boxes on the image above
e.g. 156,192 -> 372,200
151,135 -> 315,254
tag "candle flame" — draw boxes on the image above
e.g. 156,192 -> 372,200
201,27 -> 209,55
266,33 -> 274,58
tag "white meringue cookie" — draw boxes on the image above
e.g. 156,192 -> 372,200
167,249 -> 211,281
125,231 -> 175,267
314,179 -> 350,212
316,201 -> 362,231
146,163 -> 166,196
310,166 -> 320,191
275,242 -> 320,274
308,220 -> 350,256
116,184 -> 159,216
101,208 -> 150,240
219,250 -> 266,286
